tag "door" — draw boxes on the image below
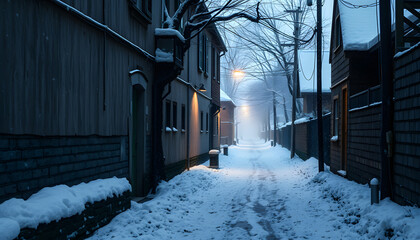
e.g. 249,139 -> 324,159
341,87 -> 348,171
131,85 -> 146,196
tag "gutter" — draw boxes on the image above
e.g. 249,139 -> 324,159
51,0 -> 155,61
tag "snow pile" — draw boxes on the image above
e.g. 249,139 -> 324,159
220,89 -> 236,106
308,169 -> 420,239
154,28 -> 185,42
155,48 -> 173,63
0,177 -> 131,240
88,143 -> 420,240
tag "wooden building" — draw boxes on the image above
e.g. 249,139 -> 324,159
160,2 -> 225,180
329,0 -> 420,206
0,0 -> 225,204
329,0 -> 381,181
220,90 -> 236,146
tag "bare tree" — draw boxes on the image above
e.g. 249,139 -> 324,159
151,0 -> 262,192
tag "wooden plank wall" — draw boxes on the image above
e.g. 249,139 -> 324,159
0,0 -> 155,136
393,44 -> 420,206
347,105 -> 381,184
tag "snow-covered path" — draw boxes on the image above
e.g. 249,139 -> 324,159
88,141 -> 420,240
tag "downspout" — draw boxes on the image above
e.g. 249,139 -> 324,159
186,48 -> 190,170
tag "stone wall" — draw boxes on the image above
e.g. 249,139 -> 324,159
0,135 -> 129,203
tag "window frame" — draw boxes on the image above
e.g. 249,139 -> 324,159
206,112 -> 209,132
172,101 -> 178,130
334,15 -> 342,52
130,0 -> 152,24
333,96 -> 339,138
200,111 -> 204,132
181,104 -> 186,131
165,100 -> 171,128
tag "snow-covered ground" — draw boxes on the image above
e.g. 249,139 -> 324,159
88,141 -> 420,240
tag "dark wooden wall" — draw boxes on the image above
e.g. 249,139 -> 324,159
393,44 -> 420,206
347,105 -> 381,184
0,0 -> 155,136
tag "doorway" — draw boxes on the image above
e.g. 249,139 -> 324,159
130,70 -> 148,197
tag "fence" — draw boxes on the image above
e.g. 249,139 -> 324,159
276,114 -> 331,165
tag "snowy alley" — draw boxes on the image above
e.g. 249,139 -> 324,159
88,142 -> 420,240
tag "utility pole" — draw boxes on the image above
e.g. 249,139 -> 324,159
273,91 -> 277,146
379,0 -> 393,199
283,95 -> 289,123
316,0 -> 324,172
286,7 -> 302,158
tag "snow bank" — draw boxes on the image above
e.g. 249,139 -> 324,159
0,177 -> 131,239
0,218 -> 20,240
308,170 -> 420,239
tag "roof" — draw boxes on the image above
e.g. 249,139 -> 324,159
337,0 -> 381,51
220,89 -> 236,106
299,50 -> 331,93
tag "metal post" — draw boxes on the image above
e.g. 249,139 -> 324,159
379,0 -> 393,199
316,0 -> 324,172
273,91 -> 277,146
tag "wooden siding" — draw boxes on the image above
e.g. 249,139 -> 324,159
331,47 -> 350,87
0,0 -> 156,136
348,52 -> 381,95
393,44 -> 420,206
330,83 -> 346,173
347,105 -> 381,184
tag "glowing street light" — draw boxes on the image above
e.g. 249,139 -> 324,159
232,69 -> 245,80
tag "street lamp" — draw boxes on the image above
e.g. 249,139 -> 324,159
232,69 -> 245,80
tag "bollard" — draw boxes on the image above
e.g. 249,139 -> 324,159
271,140 -> 274,146
370,178 -> 379,205
223,146 -> 228,156
209,149 -> 220,168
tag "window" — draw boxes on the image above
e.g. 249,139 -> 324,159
211,46 -> 216,80
334,16 -> 342,50
172,102 -> 177,129
333,98 -> 339,136
198,32 -> 208,74
165,0 -> 170,13
200,111 -> 204,132
166,100 -> 171,128
206,113 -> 209,132
181,104 -> 186,131
217,53 -> 220,84
134,0 -> 152,19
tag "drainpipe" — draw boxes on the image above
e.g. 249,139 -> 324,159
186,48 -> 190,171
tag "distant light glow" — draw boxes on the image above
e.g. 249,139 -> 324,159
232,70 -> 245,80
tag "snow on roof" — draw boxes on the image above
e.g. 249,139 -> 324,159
338,0 -> 380,51
220,89 -> 236,106
337,0 -> 401,51
299,50 -> 331,92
